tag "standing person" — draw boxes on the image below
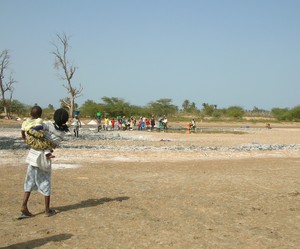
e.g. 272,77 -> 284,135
137,117 -> 143,130
145,118 -> 150,130
111,118 -> 115,130
21,106 -> 56,158
150,115 -> 155,131
72,115 -> 81,137
104,116 -> 110,131
117,118 -> 122,130
190,119 -> 196,132
121,118 -> 127,130
158,116 -> 163,131
19,108 -> 69,219
162,115 -> 168,132
130,117 -> 135,130
96,112 -> 102,132
141,117 -> 145,130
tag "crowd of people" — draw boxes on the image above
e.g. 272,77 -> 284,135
67,111 -> 198,137
96,114 -> 169,132
72,112 -> 198,134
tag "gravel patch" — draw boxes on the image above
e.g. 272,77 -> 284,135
1,127 -> 300,152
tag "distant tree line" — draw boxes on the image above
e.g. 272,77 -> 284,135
2,97 -> 300,122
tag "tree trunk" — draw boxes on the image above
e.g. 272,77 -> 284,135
70,96 -> 75,118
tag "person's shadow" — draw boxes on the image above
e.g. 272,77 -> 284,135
3,197 -> 129,248
0,234 -> 73,249
55,196 -> 130,212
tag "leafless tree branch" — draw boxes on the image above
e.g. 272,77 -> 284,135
51,33 -> 83,116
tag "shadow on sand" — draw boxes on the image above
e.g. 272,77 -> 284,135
55,196 -> 130,212
0,233 -> 73,249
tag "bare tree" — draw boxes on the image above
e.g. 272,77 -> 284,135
51,33 -> 83,117
0,50 -> 16,118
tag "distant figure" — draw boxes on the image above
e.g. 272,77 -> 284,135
158,117 -> 164,131
111,118 -> 115,130
162,115 -> 168,132
72,115 -> 81,137
103,117 -> 109,130
190,119 -> 196,131
117,118 -> 122,130
266,123 -> 272,129
130,117 -> 135,130
145,118 -> 150,129
138,117 -> 143,130
96,112 -> 102,132
121,118 -> 128,130
150,115 -> 155,131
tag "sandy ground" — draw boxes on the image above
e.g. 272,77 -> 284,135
0,120 -> 299,248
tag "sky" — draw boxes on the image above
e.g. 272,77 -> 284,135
1,0 -> 300,111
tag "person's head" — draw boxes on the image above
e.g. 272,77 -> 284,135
31,106 -> 42,119
54,108 -> 69,131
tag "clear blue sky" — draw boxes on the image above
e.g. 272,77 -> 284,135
1,0 -> 300,110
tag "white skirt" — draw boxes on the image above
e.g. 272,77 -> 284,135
24,165 -> 51,196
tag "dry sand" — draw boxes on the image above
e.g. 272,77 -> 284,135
0,120 -> 299,248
